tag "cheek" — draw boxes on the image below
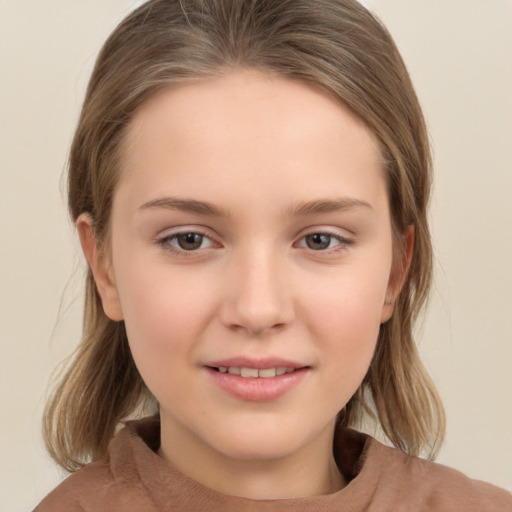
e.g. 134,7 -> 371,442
304,264 -> 389,333
114,264 -> 217,380
301,267 -> 389,383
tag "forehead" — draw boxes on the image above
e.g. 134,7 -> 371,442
116,70 -> 387,216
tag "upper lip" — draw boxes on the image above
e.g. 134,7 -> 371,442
204,357 -> 308,370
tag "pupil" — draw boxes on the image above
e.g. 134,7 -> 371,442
178,233 -> 202,250
306,233 -> 330,250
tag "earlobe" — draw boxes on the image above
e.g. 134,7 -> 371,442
380,225 -> 414,323
76,213 -> 124,321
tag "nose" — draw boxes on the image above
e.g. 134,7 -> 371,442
219,248 -> 295,336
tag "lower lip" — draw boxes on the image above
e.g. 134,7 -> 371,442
205,367 -> 309,402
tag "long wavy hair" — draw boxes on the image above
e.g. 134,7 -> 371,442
44,0 -> 445,472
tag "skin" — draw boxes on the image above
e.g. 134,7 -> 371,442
79,70 -> 412,499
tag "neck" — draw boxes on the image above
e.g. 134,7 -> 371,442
157,414 -> 346,500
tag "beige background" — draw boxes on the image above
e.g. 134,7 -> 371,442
1,1 -> 511,510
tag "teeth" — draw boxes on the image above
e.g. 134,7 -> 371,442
218,366 -> 297,378
241,367 -> 259,378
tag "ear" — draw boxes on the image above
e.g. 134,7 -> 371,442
380,225 -> 414,323
76,213 -> 124,321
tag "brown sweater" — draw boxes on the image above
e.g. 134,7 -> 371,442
35,417 -> 511,511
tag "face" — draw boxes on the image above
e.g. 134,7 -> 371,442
81,71 -> 406,476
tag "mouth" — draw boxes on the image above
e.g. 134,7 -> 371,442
203,360 -> 310,401
207,366 -> 302,378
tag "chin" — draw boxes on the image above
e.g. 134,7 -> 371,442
204,418 -> 327,462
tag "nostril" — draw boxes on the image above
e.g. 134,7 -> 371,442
225,320 -> 286,335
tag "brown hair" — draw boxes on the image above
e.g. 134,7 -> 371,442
44,0 -> 445,472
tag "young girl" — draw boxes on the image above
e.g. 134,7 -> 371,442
36,0 -> 511,510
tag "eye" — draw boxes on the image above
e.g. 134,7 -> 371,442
158,231 -> 215,253
174,232 -> 209,251
297,232 -> 352,252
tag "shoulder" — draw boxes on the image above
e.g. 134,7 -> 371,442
34,421 -> 160,512
34,458 -> 108,511
33,456 -> 153,512
362,435 -> 512,511
405,453 -> 511,511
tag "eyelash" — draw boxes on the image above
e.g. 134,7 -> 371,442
295,231 -> 354,254
156,230 -> 354,257
156,229 -> 216,257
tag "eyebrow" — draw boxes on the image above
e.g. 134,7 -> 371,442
284,197 -> 373,218
138,197 -> 231,217
138,196 -> 372,219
